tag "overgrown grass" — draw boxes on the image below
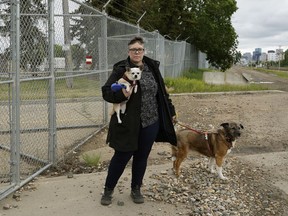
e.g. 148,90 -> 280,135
165,69 -> 269,93
181,68 -> 211,80
0,68 -> 277,101
82,152 -> 101,167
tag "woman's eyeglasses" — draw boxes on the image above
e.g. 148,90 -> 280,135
129,48 -> 144,54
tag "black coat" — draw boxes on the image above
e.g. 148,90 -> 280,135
101,56 -> 177,152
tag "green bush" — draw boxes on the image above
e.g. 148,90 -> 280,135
165,69 -> 268,93
82,152 -> 101,167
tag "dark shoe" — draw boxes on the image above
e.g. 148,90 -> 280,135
131,186 -> 144,204
101,188 -> 114,206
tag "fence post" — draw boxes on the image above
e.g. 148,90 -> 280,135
99,14 -> 109,123
48,0 -> 56,163
155,32 -> 165,77
10,0 -> 21,186
62,0 -> 74,88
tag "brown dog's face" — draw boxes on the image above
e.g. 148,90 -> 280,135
125,67 -> 142,81
220,122 -> 244,141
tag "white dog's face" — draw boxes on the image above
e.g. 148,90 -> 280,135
125,67 -> 142,81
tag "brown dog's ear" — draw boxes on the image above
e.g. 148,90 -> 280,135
139,65 -> 144,71
220,123 -> 229,128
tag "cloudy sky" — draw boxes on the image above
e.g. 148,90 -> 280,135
232,0 -> 288,54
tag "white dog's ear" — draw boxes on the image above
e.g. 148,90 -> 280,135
139,65 -> 144,71
126,66 -> 131,72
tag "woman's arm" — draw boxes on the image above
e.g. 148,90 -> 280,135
101,68 -> 128,104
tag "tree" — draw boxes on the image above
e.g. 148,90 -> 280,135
176,0 -> 239,70
150,0 -> 185,39
71,44 -> 85,70
87,0 -> 132,20
281,49 -> 288,67
0,1 -> 48,72
55,44 -> 65,58
77,0 -> 239,71
70,2 -> 103,70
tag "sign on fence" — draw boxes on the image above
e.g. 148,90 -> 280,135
86,56 -> 92,64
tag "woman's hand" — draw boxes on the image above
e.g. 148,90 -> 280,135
172,115 -> 178,124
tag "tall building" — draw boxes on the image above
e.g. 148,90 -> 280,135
259,53 -> 267,62
253,48 -> 262,62
242,52 -> 252,62
239,52 -> 252,65
276,49 -> 284,61
267,50 -> 276,61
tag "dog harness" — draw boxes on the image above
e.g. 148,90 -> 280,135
122,74 -> 137,87
175,122 -> 233,156
175,121 -> 214,156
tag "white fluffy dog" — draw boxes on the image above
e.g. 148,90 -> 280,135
112,66 -> 143,123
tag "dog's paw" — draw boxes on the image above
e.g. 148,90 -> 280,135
172,169 -> 180,178
210,169 -> 216,174
219,175 -> 228,180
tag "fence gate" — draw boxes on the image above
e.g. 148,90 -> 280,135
0,0 -> 109,200
0,0 -> 204,200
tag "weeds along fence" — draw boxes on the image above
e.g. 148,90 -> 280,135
0,0 -> 206,200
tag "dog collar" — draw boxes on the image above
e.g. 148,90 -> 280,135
122,74 -> 136,86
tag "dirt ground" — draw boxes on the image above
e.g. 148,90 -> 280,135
1,66 -> 288,216
73,65 -> 288,199
67,65 -> 288,191
80,66 -> 288,156
77,65 -> 288,201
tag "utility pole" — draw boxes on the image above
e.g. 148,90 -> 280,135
278,45 -> 281,70
62,0 -> 74,88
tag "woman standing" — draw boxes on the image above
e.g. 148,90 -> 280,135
101,36 -> 177,205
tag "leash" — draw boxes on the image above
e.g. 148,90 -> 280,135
175,121 -> 204,135
175,121 -> 234,152
175,121 -> 214,156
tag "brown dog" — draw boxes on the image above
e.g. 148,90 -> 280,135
172,122 -> 244,180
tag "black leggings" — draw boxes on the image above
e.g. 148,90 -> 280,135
104,120 -> 159,189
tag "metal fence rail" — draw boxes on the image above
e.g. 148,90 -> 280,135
0,0 -> 206,200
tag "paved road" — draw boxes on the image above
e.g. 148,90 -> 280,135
229,66 -> 288,91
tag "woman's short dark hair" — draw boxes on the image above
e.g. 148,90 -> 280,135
128,36 -> 144,46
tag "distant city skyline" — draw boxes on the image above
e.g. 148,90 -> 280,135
241,46 -> 286,54
241,47 -> 284,65
232,0 -> 288,55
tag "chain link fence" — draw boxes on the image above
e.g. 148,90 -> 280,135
0,0 -> 207,200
